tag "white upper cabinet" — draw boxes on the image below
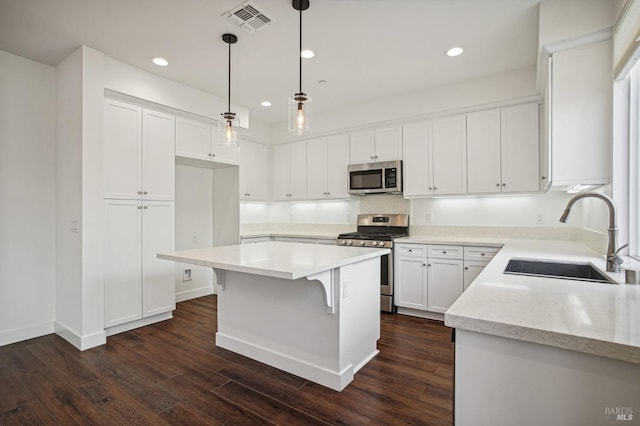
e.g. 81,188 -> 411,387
307,134 -> 350,199
104,100 -> 142,200
432,115 -> 467,195
175,117 -> 210,161
104,99 -> 175,201
403,121 -> 433,197
549,40 -> 611,186
239,140 -> 268,201
500,103 -> 540,193
175,117 -> 239,165
142,109 -> 176,201
272,141 -> 307,201
466,109 -> 502,193
403,115 -> 467,197
350,126 -> 402,164
467,103 -> 539,194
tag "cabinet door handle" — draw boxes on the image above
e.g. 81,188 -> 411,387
541,176 -> 547,180
502,183 -> 506,187
481,253 -> 485,256
143,205 -> 148,209
496,183 -> 500,187
423,263 -> 426,267
137,205 -> 142,209
428,187 -> 432,191
138,191 -> 143,194
427,264 -> 432,267
211,153 -> 216,157
408,249 -> 412,252
143,191 -> 147,195
442,251 -> 447,254
433,187 -> 437,191
464,266 -> 469,270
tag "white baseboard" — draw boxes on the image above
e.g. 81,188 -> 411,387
54,323 -> 106,350
397,307 -> 444,321
0,321 -> 54,347
216,332 -> 369,391
176,285 -> 214,303
105,311 -> 173,337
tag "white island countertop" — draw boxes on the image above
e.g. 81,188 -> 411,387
445,239 -> 640,365
158,241 -> 390,280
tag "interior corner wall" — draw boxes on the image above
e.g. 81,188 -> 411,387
0,50 -> 56,346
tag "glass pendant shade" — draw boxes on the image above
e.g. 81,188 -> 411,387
218,112 -> 240,147
288,92 -> 312,135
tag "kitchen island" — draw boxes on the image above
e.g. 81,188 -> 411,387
158,241 -> 389,391
445,239 -> 640,425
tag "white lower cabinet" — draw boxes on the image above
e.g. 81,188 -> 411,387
104,199 -> 175,329
396,256 -> 428,310
395,243 -> 498,318
463,261 -> 488,291
427,257 -> 464,314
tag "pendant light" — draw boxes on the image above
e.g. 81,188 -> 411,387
288,0 -> 312,135
219,33 -> 240,147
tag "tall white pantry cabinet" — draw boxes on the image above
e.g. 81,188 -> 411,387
103,99 -> 176,331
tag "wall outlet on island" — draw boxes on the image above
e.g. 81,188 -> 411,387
536,213 -> 543,225
183,269 -> 192,282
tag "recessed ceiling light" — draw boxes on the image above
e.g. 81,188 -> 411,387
301,49 -> 315,59
152,57 -> 169,66
261,101 -> 272,107
446,47 -> 464,57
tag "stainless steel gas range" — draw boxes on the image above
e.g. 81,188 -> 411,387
337,214 -> 409,313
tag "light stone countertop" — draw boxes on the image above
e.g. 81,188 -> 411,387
158,241 -> 389,280
443,239 -> 640,365
396,235 -> 505,247
240,232 -> 338,240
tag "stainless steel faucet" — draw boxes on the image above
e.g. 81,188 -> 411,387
559,192 -> 626,273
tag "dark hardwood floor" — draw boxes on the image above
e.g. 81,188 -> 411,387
0,295 -> 454,425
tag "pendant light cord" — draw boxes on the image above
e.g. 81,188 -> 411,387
299,6 -> 302,94
228,41 -> 231,112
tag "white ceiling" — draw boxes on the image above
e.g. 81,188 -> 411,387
0,0 -> 540,124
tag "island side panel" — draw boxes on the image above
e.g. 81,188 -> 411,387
455,329 -> 640,426
338,258 -> 381,374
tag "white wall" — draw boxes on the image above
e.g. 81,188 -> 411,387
271,66 -> 538,142
0,50 -> 56,345
411,192 -> 574,227
174,163 -> 214,301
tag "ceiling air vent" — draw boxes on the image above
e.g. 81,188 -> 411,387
222,1 -> 275,34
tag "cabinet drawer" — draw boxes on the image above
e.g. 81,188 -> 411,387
464,246 -> 500,261
428,245 -> 463,259
395,244 -> 427,257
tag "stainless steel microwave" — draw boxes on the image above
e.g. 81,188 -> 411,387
348,160 -> 402,195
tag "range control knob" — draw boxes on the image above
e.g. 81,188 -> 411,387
347,240 -> 353,246
360,241 -> 365,246
379,241 -> 386,247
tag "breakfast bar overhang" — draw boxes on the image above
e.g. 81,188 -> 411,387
158,241 -> 390,391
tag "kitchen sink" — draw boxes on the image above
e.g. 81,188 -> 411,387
504,258 -> 616,283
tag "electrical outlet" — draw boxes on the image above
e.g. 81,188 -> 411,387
192,234 -> 198,244
536,213 -> 543,225
183,269 -> 192,282
426,212 -> 434,224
